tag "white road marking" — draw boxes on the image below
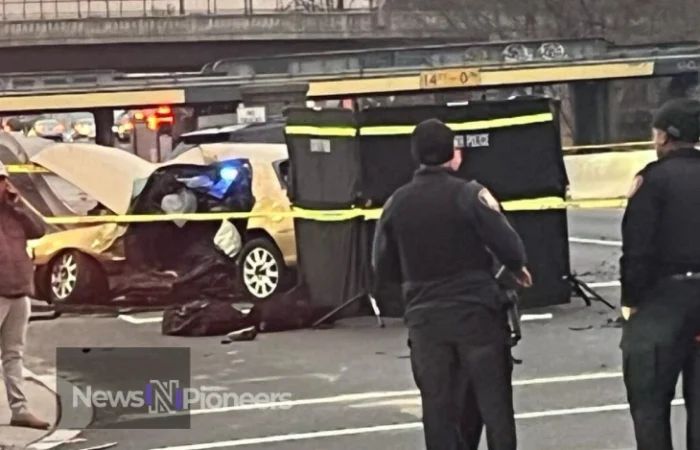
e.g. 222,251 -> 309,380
118,371 -> 623,422
117,314 -> 163,324
121,310 -> 551,325
521,313 -> 553,321
569,237 -> 622,247
118,309 -> 251,325
148,399 -> 685,450
587,281 -> 621,288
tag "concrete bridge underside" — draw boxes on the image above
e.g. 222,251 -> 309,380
0,37 -> 461,73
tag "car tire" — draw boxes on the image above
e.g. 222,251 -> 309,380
46,250 -> 109,304
238,238 -> 288,301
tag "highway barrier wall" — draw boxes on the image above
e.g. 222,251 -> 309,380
564,150 -> 656,200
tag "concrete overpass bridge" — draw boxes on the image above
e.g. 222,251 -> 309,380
0,0 -> 472,73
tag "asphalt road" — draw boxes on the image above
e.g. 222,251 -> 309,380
23,209 -> 685,450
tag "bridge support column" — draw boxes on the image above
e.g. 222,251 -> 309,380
93,108 -> 114,147
570,81 -> 611,145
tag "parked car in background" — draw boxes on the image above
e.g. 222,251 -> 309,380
71,117 -> 96,141
167,142 -> 295,300
27,118 -> 67,142
113,111 -> 134,143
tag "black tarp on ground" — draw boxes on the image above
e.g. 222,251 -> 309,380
284,108 -> 359,209
286,99 -> 572,311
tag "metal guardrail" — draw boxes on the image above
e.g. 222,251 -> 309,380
0,0 -> 374,21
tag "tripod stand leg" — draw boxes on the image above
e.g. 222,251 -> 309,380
568,275 -> 615,310
311,294 -> 362,329
569,275 -> 592,306
311,293 -> 385,329
577,280 -> 615,310
368,295 -> 385,328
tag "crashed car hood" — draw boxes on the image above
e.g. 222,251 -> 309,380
31,143 -> 157,215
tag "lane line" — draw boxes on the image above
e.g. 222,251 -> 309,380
587,281 -> 621,288
117,315 -> 164,324
121,310 -> 553,325
119,309 -> 251,325
148,399 -> 685,450
521,313 -> 553,321
569,237 -> 622,247
118,371 -> 623,422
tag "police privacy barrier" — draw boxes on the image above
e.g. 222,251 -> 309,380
283,98 -> 587,315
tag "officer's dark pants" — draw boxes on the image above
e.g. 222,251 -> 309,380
621,280 -> 700,450
457,381 -> 494,449
409,330 -> 516,450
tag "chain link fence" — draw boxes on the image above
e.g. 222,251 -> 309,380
0,0 -> 375,20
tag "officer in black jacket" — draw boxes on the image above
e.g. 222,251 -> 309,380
372,118 -> 532,450
620,98 -> 700,450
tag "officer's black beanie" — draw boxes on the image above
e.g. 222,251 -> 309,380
652,98 -> 700,143
411,119 -> 455,166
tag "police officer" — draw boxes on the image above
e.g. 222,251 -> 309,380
372,118 -> 532,450
620,98 -> 700,450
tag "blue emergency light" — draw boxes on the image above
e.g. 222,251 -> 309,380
219,166 -> 239,182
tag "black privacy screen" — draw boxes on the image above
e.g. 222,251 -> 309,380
283,107 -> 360,209
356,98 -> 568,205
284,100 -> 572,310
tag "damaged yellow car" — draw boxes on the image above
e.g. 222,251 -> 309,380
168,142 -> 296,300
27,143 -> 256,304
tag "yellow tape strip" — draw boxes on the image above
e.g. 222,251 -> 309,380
37,198 -> 627,225
563,141 -> 653,151
359,113 -> 554,136
6,165 -> 50,173
284,126 -> 356,137
285,113 -> 553,138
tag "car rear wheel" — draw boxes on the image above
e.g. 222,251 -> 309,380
47,250 -> 108,304
238,238 -> 287,301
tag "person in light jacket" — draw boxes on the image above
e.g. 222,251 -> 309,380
0,161 -> 51,430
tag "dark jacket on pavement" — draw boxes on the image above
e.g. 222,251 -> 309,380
0,200 -> 46,298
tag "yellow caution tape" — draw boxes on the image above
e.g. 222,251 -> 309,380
284,126 -> 356,137
360,113 -> 554,136
563,140 -> 653,151
285,113 -> 553,137
6,165 -> 50,173
35,198 -> 627,225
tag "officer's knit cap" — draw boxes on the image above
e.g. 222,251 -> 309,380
411,119 -> 455,166
652,98 -> 700,143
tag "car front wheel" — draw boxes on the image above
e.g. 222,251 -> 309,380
238,238 -> 287,301
47,250 -> 108,304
